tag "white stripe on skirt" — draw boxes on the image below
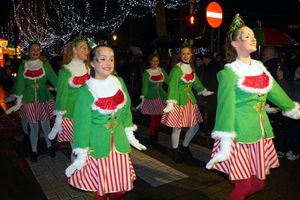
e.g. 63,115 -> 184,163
210,138 -> 279,180
57,118 -> 74,142
161,99 -> 203,127
68,147 -> 136,196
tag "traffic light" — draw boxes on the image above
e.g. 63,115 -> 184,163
186,14 -> 196,28
186,14 -> 197,37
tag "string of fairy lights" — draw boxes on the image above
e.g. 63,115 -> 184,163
0,0 -> 200,56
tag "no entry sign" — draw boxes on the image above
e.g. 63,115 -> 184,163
206,2 -> 223,28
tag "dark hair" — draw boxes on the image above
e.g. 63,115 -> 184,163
89,45 -> 114,78
28,42 -> 41,50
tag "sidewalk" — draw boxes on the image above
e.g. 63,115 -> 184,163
0,107 -> 300,199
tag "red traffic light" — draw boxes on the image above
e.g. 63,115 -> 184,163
186,14 -> 196,27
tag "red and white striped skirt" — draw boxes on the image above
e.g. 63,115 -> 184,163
22,98 -> 55,123
18,105 -> 26,118
68,148 -> 136,196
210,138 -> 279,180
57,118 -> 74,143
141,97 -> 166,115
161,99 -> 203,127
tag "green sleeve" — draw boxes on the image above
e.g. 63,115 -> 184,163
162,68 -> 169,85
141,71 -> 149,97
267,79 -> 295,111
14,64 -> 26,96
44,61 -> 58,88
73,85 -> 92,148
55,68 -> 70,112
167,66 -> 181,102
192,73 -> 205,93
118,77 -> 134,128
213,68 -> 236,133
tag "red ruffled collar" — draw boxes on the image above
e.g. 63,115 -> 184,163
242,72 -> 269,89
72,73 -> 90,85
94,89 -> 125,110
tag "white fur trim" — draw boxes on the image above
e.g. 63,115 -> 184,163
23,60 -> 45,80
53,110 -> 67,116
227,59 -> 273,94
211,131 -> 237,140
125,124 -> 137,132
166,99 -> 177,104
87,76 -> 126,115
282,102 -> 300,119
73,147 -> 89,155
147,68 -> 164,83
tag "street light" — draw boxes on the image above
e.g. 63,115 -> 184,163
113,35 -> 117,41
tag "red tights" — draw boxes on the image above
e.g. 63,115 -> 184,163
227,175 -> 265,200
94,192 -> 126,200
149,115 -> 162,135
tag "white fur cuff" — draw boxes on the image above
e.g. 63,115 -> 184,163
282,102 -> 300,119
125,124 -> 137,132
53,110 -> 67,116
166,100 -> 177,104
211,131 -> 237,140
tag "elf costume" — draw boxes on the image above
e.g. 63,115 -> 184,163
206,59 -> 298,180
66,75 -> 145,196
140,67 -> 169,141
50,60 -> 90,143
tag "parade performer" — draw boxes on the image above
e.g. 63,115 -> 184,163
206,14 -> 300,200
161,41 -> 213,163
48,35 -> 90,162
65,45 -> 146,200
138,50 -> 169,142
6,39 -> 58,162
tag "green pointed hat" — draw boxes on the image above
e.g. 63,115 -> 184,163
180,39 -> 191,49
88,36 -> 97,48
151,50 -> 159,57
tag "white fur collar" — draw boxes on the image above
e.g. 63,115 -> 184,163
146,67 -> 164,83
23,59 -> 45,80
177,62 -> 195,83
226,59 -> 273,94
87,76 -> 126,115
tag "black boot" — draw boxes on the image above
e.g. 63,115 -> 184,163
172,148 -> 183,163
178,144 -> 194,159
47,146 -> 56,158
30,152 -> 38,163
149,135 -> 158,142
154,130 -> 159,142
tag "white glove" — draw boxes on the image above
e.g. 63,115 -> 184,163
265,104 -> 279,114
4,95 -> 15,103
163,102 -> 174,113
6,96 -> 22,114
136,97 -> 144,110
126,130 -> 147,151
65,147 -> 89,178
48,86 -> 55,91
48,111 -> 66,140
206,132 -> 236,169
198,89 -> 214,97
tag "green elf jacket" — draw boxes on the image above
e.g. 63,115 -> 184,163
141,67 -> 169,100
14,60 -> 57,103
55,63 -> 90,119
73,76 -> 134,158
167,62 -> 206,105
213,59 -> 296,143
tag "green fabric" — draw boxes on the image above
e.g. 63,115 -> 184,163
14,61 -> 58,103
213,67 -> 295,143
167,65 -> 205,106
141,68 -> 169,100
73,77 -> 133,158
55,67 -> 81,119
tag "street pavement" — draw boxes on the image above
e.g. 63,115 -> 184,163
0,85 -> 300,200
